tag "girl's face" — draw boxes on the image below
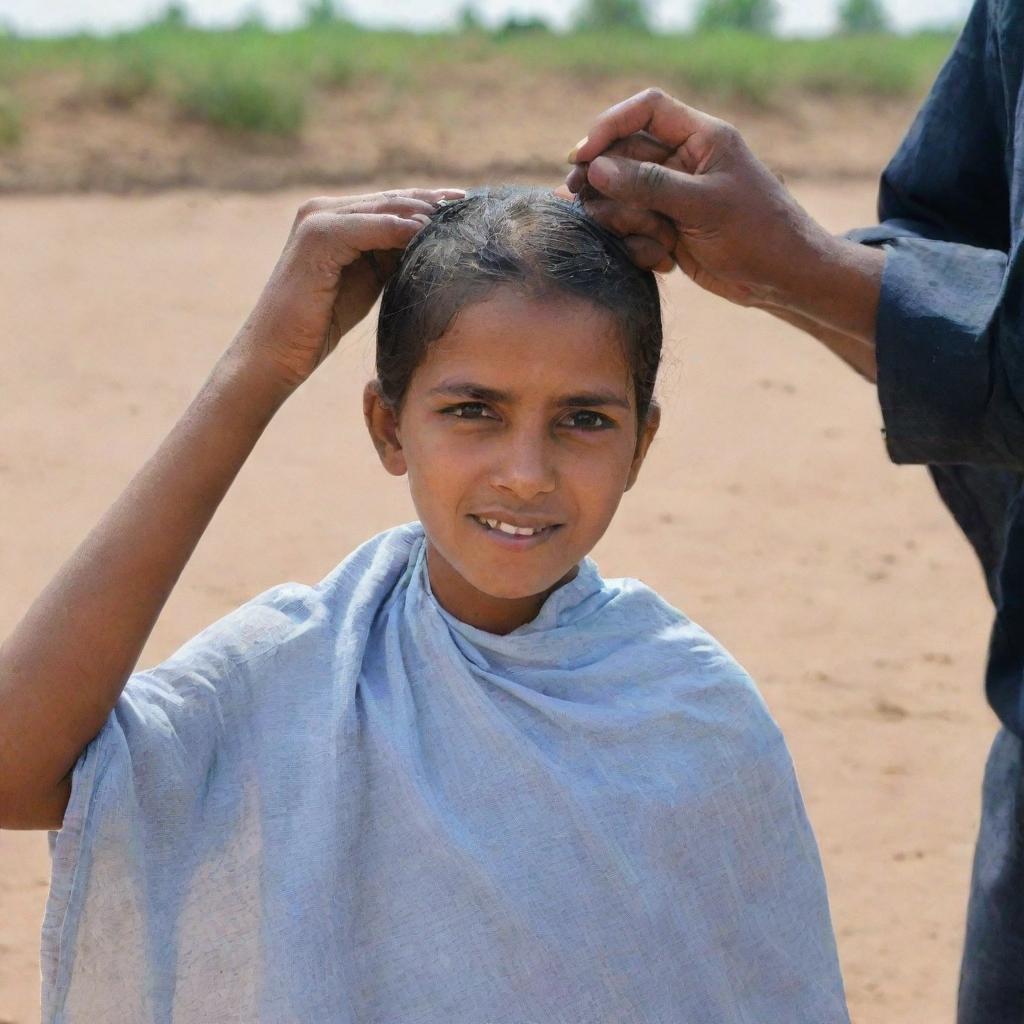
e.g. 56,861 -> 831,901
365,285 -> 659,635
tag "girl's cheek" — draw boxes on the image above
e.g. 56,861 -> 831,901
415,432 -> 478,481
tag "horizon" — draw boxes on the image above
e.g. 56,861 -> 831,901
0,0 -> 971,39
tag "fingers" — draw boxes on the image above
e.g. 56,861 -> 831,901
309,187 -> 466,208
566,131 -> 675,196
570,88 -> 712,166
673,239 -> 700,282
344,195 -> 439,221
553,179 -> 678,273
578,195 -> 677,251
583,153 -> 707,225
623,236 -> 675,273
579,130 -> 674,171
292,188 -> 468,267
337,214 -> 430,253
296,212 -> 429,271
294,187 -> 465,227
565,164 -> 588,194
381,187 -> 467,203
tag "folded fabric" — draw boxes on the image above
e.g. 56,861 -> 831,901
43,523 -> 849,1023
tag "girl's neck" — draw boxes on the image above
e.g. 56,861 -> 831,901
424,541 -> 578,635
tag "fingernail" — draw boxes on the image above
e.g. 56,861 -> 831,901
412,213 -> 431,225
567,136 -> 588,164
588,155 -> 617,188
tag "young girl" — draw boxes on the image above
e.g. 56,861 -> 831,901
0,186 -> 849,1022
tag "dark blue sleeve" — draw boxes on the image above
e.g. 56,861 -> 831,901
848,0 -> 1024,468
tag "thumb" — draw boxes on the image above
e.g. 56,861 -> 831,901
586,155 -> 704,223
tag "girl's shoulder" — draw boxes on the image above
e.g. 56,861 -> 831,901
591,573 -> 780,742
143,523 -> 423,685
587,571 -> 736,665
97,524 -> 422,791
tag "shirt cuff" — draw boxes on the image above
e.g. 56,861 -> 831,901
847,228 -> 1008,465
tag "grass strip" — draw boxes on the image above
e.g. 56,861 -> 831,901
0,22 -> 958,137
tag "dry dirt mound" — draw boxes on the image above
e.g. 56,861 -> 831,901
0,68 -> 917,193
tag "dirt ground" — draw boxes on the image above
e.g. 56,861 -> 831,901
0,173 -> 997,1024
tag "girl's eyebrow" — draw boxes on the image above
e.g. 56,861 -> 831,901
428,380 -> 630,409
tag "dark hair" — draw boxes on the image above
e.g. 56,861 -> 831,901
375,185 -> 662,426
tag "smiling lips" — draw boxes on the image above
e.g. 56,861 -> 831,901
471,514 -> 561,538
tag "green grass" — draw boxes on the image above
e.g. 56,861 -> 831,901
0,90 -> 21,147
501,28 -> 956,100
86,49 -> 158,108
0,21 -> 959,135
178,69 -> 306,134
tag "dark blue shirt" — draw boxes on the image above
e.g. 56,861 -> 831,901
849,0 -> 1024,733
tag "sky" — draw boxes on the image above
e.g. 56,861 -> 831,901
0,0 -> 971,37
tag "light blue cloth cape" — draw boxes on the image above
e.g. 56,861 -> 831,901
43,523 -> 849,1023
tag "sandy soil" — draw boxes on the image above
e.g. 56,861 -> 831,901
0,179 -> 996,1024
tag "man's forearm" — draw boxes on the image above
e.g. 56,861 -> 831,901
759,234 -> 885,381
763,304 -> 878,382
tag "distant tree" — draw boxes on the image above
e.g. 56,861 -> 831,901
154,2 -> 189,29
573,0 -> 651,32
456,3 -> 485,32
238,3 -> 268,28
838,0 -> 888,33
303,0 -> 348,27
694,0 -> 777,33
496,14 -> 552,35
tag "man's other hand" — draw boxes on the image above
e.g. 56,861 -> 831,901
566,88 -> 835,309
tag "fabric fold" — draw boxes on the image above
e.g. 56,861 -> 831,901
43,523 -> 849,1023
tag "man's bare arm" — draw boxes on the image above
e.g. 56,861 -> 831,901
764,304 -> 878,383
757,236 -> 884,382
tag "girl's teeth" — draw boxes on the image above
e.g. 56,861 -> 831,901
498,522 -> 535,536
478,517 -> 543,537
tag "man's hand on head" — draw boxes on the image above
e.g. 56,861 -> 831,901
565,88 -> 841,309
564,87 -> 885,374
551,183 -> 677,274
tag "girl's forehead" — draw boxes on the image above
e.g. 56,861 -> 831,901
413,287 -> 630,388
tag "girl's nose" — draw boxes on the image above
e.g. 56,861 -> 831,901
491,433 -> 557,502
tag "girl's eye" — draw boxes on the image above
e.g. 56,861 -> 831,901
444,402 -> 495,420
564,410 -> 612,430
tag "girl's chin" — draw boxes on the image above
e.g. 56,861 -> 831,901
459,565 -> 579,603
423,533 -> 579,605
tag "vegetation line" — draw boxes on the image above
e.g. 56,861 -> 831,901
0,8 -> 957,144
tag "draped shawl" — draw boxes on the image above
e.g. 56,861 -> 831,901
43,523 -> 848,1023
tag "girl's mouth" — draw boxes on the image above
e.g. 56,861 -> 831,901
470,514 -> 561,547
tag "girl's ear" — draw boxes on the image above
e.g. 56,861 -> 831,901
625,400 -> 660,491
363,381 -> 408,476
